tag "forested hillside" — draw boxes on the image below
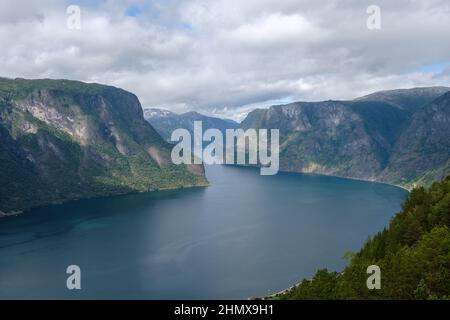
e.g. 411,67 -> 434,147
276,175 -> 450,300
0,78 -> 208,215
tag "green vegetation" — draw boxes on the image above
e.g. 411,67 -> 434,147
240,88 -> 450,189
0,78 -> 207,214
274,176 -> 450,300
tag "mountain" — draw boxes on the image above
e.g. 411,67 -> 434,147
381,91 -> 450,188
274,175 -> 450,300
0,78 -> 208,215
143,108 -> 239,143
240,87 -> 450,188
355,86 -> 450,112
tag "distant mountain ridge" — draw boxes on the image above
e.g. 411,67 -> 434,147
240,86 -> 450,189
355,86 -> 450,112
0,78 -> 208,215
143,107 -> 239,143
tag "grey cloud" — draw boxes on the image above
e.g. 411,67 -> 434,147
0,0 -> 449,120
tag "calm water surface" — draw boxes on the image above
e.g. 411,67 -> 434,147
0,165 -> 407,299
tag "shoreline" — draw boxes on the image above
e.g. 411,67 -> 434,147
0,181 -> 209,219
249,281 -> 306,300
243,169 -> 412,301
0,166 -> 414,218
297,171 -> 412,192
229,163 -> 412,192
249,170 -> 412,301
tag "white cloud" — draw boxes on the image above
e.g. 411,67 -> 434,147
0,0 -> 449,121
222,13 -> 327,49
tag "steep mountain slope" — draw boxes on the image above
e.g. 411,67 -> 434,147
242,100 -> 392,179
143,108 -> 239,143
240,87 -> 450,188
381,91 -> 450,188
0,78 -> 207,215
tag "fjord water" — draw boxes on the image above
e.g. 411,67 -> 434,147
0,165 -> 407,299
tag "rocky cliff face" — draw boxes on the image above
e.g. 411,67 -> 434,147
380,91 -> 450,188
240,87 -> 450,188
0,78 -> 208,214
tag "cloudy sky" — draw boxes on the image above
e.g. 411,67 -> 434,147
1,0 -> 450,120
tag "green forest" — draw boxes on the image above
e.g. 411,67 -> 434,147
275,175 -> 450,300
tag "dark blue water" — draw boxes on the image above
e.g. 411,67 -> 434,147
0,165 -> 407,299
